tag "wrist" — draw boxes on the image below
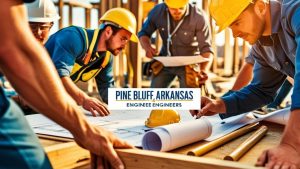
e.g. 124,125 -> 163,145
216,98 -> 226,113
281,110 -> 300,151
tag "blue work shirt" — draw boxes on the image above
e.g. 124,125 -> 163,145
138,3 -> 213,56
220,0 -> 300,118
45,26 -> 114,103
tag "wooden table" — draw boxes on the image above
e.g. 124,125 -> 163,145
41,121 -> 284,169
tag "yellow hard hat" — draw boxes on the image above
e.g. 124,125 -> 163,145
164,0 -> 189,9
209,0 -> 252,33
99,8 -> 138,43
145,109 -> 180,128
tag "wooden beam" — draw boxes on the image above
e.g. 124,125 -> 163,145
69,0 -> 93,9
68,4 -> 73,26
233,38 -> 240,74
85,8 -> 91,28
223,29 -> 233,76
117,149 -> 262,169
128,0 -> 143,87
58,0 -> 64,29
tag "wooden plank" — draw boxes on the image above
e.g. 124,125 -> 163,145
42,121 -> 283,169
118,149 -> 262,169
223,29 -> 233,76
45,142 -> 90,169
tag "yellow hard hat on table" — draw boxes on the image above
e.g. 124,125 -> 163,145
209,0 -> 252,33
99,8 -> 138,42
145,109 -> 180,128
164,0 -> 189,9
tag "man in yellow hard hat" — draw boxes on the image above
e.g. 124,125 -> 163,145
138,0 -> 213,88
194,0 -> 300,168
45,8 -> 138,116
0,0 -> 132,168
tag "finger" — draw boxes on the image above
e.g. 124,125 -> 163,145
290,164 -> 297,169
281,163 -> 291,169
196,111 -> 202,119
91,153 -> 96,169
97,104 -> 110,116
256,150 -> 268,166
273,162 -> 283,169
90,108 -> 98,117
104,144 -> 125,169
99,156 -> 108,169
189,110 -> 199,117
93,106 -> 106,117
265,161 -> 276,169
113,138 -> 134,149
198,104 -> 211,117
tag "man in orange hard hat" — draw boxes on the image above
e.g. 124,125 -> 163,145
194,0 -> 300,168
45,8 -> 138,116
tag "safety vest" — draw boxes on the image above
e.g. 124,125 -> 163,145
70,28 -> 111,83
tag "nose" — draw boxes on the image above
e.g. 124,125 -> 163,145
230,28 -> 240,38
37,27 -> 43,36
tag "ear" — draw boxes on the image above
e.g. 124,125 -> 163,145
104,26 -> 113,40
253,0 -> 267,16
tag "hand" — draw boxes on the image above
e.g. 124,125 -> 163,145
74,126 -> 134,169
145,46 -> 158,58
82,96 -> 110,117
197,70 -> 208,85
192,97 -> 226,119
256,143 -> 300,169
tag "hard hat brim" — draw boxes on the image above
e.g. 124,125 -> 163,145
28,15 -> 60,23
130,33 -> 139,43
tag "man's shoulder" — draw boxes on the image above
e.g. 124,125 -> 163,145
188,4 -> 207,20
148,3 -> 167,17
52,26 -> 86,42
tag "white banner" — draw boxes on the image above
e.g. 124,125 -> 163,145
108,88 -> 201,110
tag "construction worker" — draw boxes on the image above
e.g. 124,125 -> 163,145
194,0 -> 300,168
27,0 -> 60,44
0,0 -> 132,168
45,8 -> 138,116
138,0 -> 213,88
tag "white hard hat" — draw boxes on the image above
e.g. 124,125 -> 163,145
26,0 -> 60,23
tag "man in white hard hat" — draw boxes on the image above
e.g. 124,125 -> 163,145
0,0 -> 132,169
138,0 -> 213,88
27,0 -> 60,44
195,0 -> 300,168
45,8 -> 138,116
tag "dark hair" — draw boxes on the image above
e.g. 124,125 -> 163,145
101,24 -> 122,35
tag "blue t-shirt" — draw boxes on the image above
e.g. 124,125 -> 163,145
45,26 -> 114,103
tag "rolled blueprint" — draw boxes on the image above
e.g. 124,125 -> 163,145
142,117 -> 212,151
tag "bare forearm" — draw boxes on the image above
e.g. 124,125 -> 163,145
61,76 -> 88,106
139,36 -> 152,50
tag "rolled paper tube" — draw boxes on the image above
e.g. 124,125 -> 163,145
224,125 -> 268,161
187,123 -> 260,156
